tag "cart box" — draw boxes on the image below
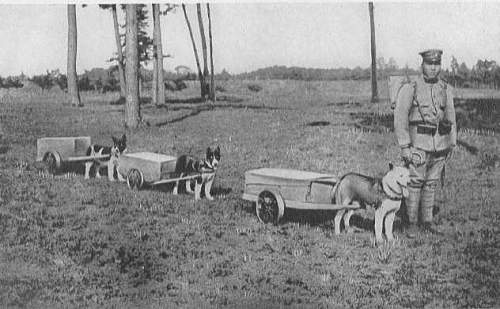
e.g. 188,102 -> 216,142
36,136 -> 91,161
118,152 -> 177,183
243,168 -> 337,205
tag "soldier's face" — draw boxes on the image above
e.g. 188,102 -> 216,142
422,62 -> 441,79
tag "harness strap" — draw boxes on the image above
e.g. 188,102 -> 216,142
382,181 -> 403,201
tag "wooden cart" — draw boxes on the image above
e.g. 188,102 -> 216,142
36,136 -> 110,174
242,168 -> 358,224
118,152 -> 209,190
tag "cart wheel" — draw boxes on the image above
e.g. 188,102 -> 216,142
127,168 -> 144,190
256,190 -> 285,225
43,151 -> 61,175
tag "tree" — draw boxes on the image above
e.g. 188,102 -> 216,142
457,62 -> 470,87
99,4 -> 126,99
197,4 -> 209,99
368,2 -> 378,103
450,56 -> 459,87
207,3 -> 215,101
67,4 -> 82,107
152,3 -> 165,106
182,4 -> 205,99
125,4 -> 140,129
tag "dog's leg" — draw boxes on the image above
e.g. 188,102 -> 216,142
194,178 -> 202,200
173,173 -> 183,195
107,160 -> 115,181
374,201 -> 392,245
343,209 -> 355,234
84,162 -> 92,179
384,201 -> 400,242
204,175 -> 214,201
385,210 -> 397,242
116,163 -> 126,182
334,209 -> 346,235
185,178 -> 194,194
95,166 -> 102,179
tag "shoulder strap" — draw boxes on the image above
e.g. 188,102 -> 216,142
412,79 -> 430,123
390,77 -> 416,110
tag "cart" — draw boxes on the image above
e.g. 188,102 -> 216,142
36,136 -> 110,174
118,152 -> 211,190
242,168 -> 358,224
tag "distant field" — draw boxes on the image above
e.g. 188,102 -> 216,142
0,80 -> 498,308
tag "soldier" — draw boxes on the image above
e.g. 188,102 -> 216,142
394,49 -> 457,235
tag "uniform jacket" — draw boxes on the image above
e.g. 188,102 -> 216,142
394,75 -> 457,152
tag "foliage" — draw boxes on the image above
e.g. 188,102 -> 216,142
0,76 -> 23,88
247,83 -> 262,92
29,70 -> 67,90
236,63 -> 419,81
118,4 -> 153,69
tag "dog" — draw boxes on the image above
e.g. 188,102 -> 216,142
84,134 -> 127,181
172,146 -> 220,200
333,163 -> 410,244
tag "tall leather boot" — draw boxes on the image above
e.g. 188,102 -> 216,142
405,186 -> 421,238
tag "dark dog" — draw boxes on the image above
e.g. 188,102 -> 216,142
173,146 -> 220,200
333,163 -> 410,244
84,134 -> 127,181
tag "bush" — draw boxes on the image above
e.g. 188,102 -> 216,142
215,85 -> 226,93
247,84 -> 262,92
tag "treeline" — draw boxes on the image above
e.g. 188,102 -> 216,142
2,57 -> 500,91
443,58 -> 500,89
235,65 -> 419,81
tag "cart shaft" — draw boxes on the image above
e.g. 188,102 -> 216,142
150,173 -> 214,186
65,154 -> 111,162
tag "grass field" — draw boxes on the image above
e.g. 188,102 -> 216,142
0,80 -> 499,308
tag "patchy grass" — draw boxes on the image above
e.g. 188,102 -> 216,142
0,81 -> 499,307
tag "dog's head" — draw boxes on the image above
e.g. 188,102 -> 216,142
111,134 -> 127,156
384,162 -> 411,198
205,145 -> 221,170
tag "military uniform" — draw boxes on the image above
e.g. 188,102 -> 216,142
394,49 -> 457,230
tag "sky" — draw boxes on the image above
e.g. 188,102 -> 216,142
0,2 -> 499,76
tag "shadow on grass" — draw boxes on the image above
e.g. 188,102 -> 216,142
327,101 -> 362,107
159,95 -> 245,105
306,121 -> 330,127
0,145 -> 9,154
155,101 -> 291,127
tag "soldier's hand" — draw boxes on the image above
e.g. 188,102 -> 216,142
401,147 -> 412,164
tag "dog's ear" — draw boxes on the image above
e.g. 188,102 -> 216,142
121,134 -> 126,142
389,162 -> 394,170
112,136 -> 118,144
206,147 -> 212,157
215,145 -> 220,154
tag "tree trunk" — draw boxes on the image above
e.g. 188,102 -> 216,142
153,3 -> 165,107
197,4 -> 209,99
125,4 -> 140,129
67,5 -> 82,107
182,4 -> 204,99
152,5 -> 158,106
111,5 -> 126,99
207,3 -> 215,101
369,2 -> 378,103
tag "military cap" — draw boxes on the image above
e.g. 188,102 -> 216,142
419,49 -> 443,64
